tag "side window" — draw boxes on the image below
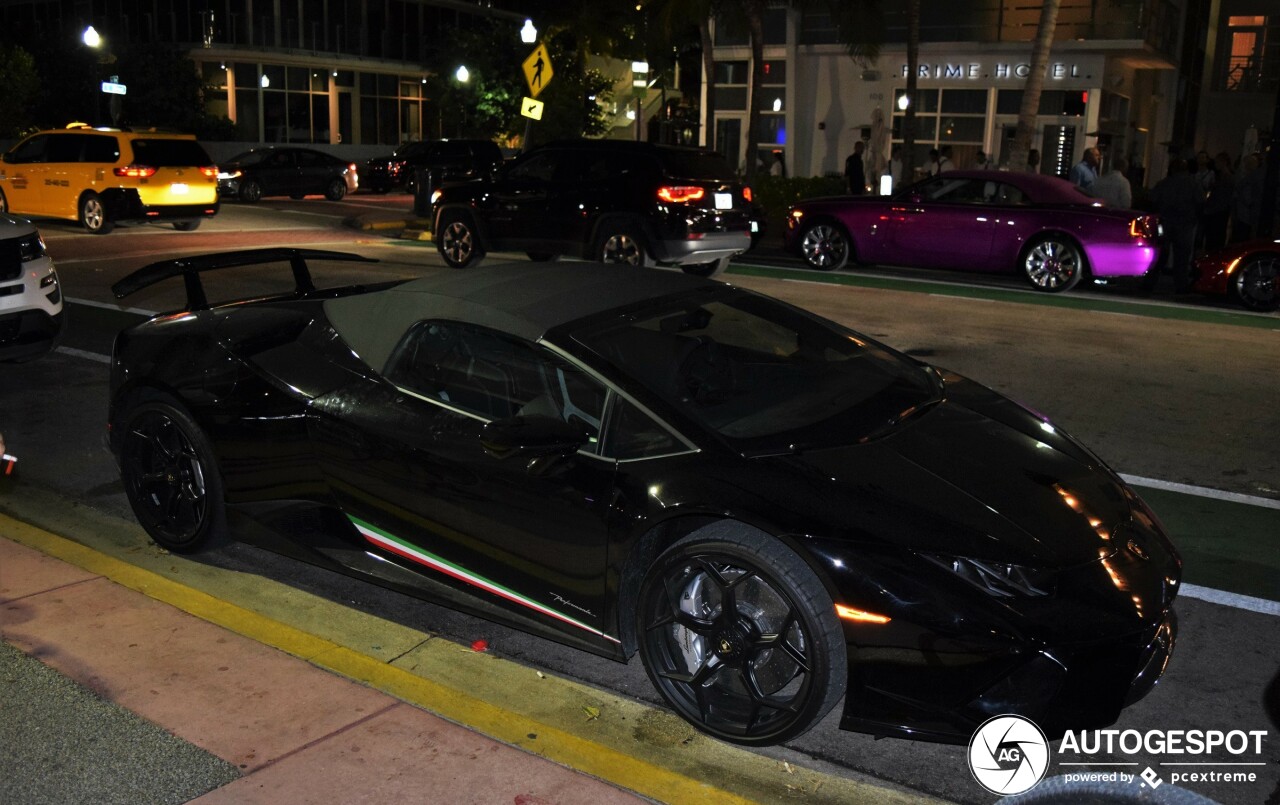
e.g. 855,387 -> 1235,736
267,151 -> 294,168
83,135 -> 121,164
506,151 -> 558,183
988,182 -> 1027,205
296,150 -> 324,168
45,135 -> 85,163
384,322 -> 605,443
926,178 -> 985,203
7,135 -> 49,164
602,396 -> 685,460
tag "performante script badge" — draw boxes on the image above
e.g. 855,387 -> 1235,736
968,714 -> 1051,795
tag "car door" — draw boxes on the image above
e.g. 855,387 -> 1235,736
308,320 -> 619,644
1,134 -> 52,217
886,176 -> 996,269
260,149 -> 298,196
295,149 -> 332,196
486,150 -> 563,247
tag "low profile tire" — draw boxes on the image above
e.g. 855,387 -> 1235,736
798,222 -> 850,271
80,192 -> 114,235
596,225 -> 652,267
526,252 -> 559,262
172,220 -> 201,232
636,524 -> 848,746
0,187 -> 8,214
118,399 -> 226,553
324,178 -> 348,201
1232,255 -> 1279,311
437,212 -> 484,268
239,180 -> 263,203
681,257 -> 732,278
1022,234 -> 1084,292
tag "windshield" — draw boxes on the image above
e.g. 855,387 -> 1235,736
574,289 -> 940,452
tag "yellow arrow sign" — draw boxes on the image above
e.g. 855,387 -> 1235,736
520,97 -> 545,121
522,43 -> 553,98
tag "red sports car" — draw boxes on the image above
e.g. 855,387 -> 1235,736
785,170 -> 1162,293
1192,240 -> 1280,311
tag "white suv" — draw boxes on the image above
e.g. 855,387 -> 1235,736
0,213 -> 63,362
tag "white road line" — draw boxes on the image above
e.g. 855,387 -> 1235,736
67,296 -> 158,316
1178,584 -> 1280,617
54,346 -> 111,364
1120,474 -> 1280,511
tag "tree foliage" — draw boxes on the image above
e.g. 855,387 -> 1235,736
0,44 -> 41,138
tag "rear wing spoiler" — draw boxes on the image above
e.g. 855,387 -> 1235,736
111,248 -> 380,311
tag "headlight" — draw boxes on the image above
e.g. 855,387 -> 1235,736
923,554 -> 1052,598
217,170 -> 242,180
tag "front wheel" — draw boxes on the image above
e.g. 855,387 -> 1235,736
798,223 -> 849,271
1232,255 -> 1279,311
636,525 -> 847,746
1023,235 -> 1084,292
324,178 -> 347,201
118,399 -> 226,553
80,192 -> 114,234
437,213 -> 484,268
239,179 -> 263,203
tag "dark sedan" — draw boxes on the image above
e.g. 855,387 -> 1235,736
217,147 -> 358,202
1192,239 -> 1279,311
785,170 -> 1161,292
108,253 -> 1180,747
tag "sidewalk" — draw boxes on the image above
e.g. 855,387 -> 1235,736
0,535 -> 644,805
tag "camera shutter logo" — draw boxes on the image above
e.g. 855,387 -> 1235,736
968,714 -> 1051,795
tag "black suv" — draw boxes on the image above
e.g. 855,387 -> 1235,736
432,140 -> 753,276
364,139 -> 504,193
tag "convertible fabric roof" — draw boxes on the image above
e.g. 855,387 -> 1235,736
324,262 -> 710,372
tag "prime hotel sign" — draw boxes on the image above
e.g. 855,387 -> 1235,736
901,62 -> 1089,80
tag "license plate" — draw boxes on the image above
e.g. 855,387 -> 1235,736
170,183 -> 189,195
714,192 -> 732,210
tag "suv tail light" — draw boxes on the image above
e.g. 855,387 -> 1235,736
658,186 -> 706,204
1130,215 -> 1159,239
114,165 -> 157,178
743,187 -> 753,202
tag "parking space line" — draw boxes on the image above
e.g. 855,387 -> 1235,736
1178,584 -> 1280,616
1121,475 -> 1280,511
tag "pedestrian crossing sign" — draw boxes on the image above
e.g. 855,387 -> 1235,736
522,44 -> 553,98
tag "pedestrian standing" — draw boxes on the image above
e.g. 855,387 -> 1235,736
1232,153 -> 1263,243
844,141 -> 866,194
1025,148 -> 1041,174
938,145 -> 954,173
888,145 -> 903,193
1092,156 -> 1132,209
1148,158 -> 1203,293
1202,152 -> 1234,251
1069,147 -> 1101,193
927,148 -> 942,176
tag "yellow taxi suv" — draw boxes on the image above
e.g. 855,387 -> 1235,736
0,125 -> 219,234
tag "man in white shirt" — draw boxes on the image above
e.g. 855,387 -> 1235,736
1091,156 -> 1132,209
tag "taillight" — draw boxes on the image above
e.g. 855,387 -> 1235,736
113,165 -> 157,178
348,163 -> 358,173
657,186 -> 705,204
1130,215 -> 1159,239
743,187 -> 753,202
200,166 -> 218,178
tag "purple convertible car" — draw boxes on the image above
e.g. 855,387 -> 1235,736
784,170 -> 1161,292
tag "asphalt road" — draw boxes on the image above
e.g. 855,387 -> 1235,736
2,194 -> 1277,804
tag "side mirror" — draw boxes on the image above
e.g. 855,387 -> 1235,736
481,414 -> 589,460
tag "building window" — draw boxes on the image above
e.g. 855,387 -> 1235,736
1220,15 -> 1269,92
893,88 -> 988,168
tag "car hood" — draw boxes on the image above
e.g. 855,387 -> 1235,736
779,376 -> 1129,569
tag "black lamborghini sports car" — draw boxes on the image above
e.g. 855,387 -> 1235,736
108,251 -> 1180,747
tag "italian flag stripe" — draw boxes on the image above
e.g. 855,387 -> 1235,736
349,516 -> 620,644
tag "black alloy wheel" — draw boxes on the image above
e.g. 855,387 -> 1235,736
240,179 -> 263,203
438,213 -> 483,268
1023,234 -> 1084,292
637,526 -> 847,746
597,227 -> 651,266
798,223 -> 850,271
1233,255 -> 1279,311
119,400 -> 225,553
324,178 -> 347,201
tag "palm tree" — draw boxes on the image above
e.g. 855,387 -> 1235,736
647,0 -> 720,147
1006,0 -> 1062,173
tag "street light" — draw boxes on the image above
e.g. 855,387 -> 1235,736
455,65 -> 470,84
82,25 -> 101,48
897,93 -> 910,111
520,19 -> 537,44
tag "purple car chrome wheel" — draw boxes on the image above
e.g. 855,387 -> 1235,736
799,223 -> 850,271
1023,235 -> 1084,292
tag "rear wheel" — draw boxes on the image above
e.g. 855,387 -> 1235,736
636,525 -> 847,746
80,192 -> 113,235
118,399 -> 225,553
437,212 -> 483,268
1022,235 -> 1084,292
596,225 -> 651,266
798,223 -> 849,271
239,180 -> 263,203
0,187 -> 8,213
172,220 -> 201,232
1232,254 -> 1279,311
324,178 -> 347,201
